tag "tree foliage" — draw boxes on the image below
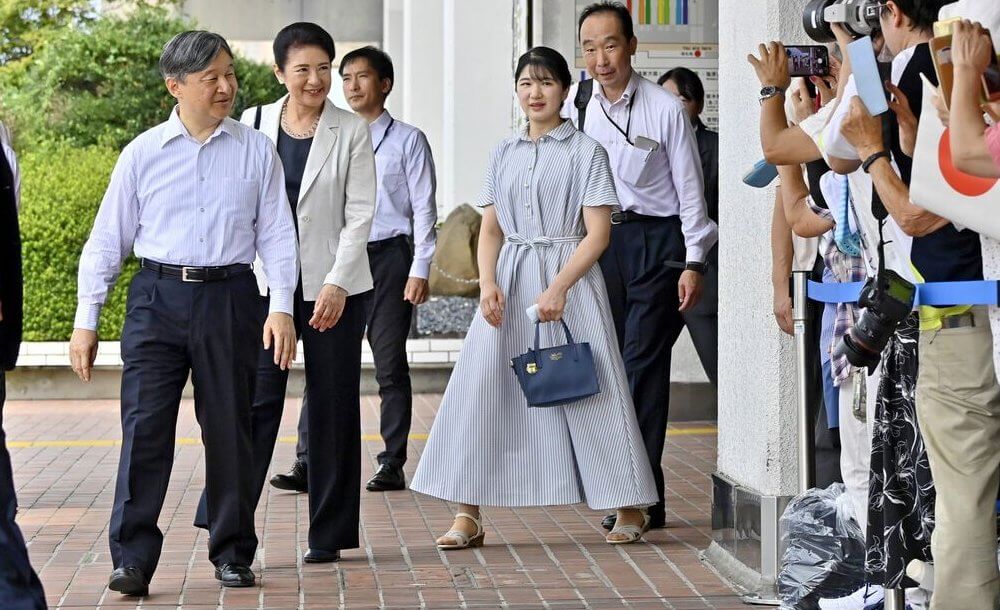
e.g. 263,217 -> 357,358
0,3 -> 285,151
0,0 -> 95,65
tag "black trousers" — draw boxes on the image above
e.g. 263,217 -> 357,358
295,237 -> 414,469
0,372 -> 46,610
681,244 -> 718,386
111,269 -> 259,577
600,217 -> 687,523
196,286 -> 367,552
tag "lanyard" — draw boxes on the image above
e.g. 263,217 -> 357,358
600,88 -> 637,145
373,117 -> 395,156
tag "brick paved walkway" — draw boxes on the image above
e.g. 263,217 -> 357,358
4,396 -> 741,609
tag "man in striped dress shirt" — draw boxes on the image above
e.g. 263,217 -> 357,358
68,31 -> 299,595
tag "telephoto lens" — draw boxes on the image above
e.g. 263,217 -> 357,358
802,0 -> 883,43
833,270 -> 916,373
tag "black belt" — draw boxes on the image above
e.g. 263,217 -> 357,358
610,211 -> 678,225
140,259 -> 252,283
367,235 -> 409,250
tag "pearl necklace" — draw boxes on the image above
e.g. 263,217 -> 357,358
281,101 -> 320,139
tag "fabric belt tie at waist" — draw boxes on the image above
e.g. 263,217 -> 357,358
502,234 -> 583,293
806,279 -> 1000,307
140,259 -> 252,283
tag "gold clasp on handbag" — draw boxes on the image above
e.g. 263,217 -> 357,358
526,362 -> 538,374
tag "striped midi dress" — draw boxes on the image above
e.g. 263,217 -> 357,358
410,121 -> 657,511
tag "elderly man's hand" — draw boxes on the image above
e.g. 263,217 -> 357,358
748,42 -> 792,91
841,97 -> 885,160
69,328 -> 99,382
886,81 -> 918,157
263,312 -> 296,370
952,20 -> 994,73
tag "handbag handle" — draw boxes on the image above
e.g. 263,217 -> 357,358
531,319 -> 580,370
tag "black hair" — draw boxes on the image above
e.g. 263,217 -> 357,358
339,46 -> 395,92
657,67 -> 705,105
886,0 -> 957,34
578,2 -> 635,42
273,22 -> 336,70
514,46 -> 572,90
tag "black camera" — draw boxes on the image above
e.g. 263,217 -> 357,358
802,0 -> 883,43
834,269 -> 915,373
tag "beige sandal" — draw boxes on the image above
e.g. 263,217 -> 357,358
605,512 -> 650,545
436,512 -> 485,550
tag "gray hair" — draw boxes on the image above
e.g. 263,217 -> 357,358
159,30 -> 233,81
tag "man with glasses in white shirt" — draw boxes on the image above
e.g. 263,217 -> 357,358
563,1 -> 717,532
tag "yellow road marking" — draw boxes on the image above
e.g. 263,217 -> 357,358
7,427 -> 716,449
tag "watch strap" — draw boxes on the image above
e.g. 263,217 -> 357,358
861,150 -> 891,174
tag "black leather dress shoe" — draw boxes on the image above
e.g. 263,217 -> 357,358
303,548 -> 341,563
601,512 -> 666,531
108,567 -> 148,597
214,564 -> 255,587
269,459 -> 307,492
365,464 -> 405,492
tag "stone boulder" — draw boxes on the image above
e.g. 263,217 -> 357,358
429,204 -> 481,298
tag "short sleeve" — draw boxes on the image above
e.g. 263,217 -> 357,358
580,143 -> 619,207
821,76 -> 861,161
475,143 -> 502,208
986,124 -> 1000,171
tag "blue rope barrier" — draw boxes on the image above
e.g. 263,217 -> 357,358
806,280 -> 1000,307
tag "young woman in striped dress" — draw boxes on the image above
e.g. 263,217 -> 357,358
410,47 -> 657,547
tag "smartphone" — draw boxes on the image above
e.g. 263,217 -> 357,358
742,159 -> 779,188
931,34 -> 954,109
847,37 -> 889,116
786,45 -> 830,78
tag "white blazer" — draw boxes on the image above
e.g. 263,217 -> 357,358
241,96 -> 376,299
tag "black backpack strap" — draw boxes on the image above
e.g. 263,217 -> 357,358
574,79 -> 593,133
253,105 -> 262,130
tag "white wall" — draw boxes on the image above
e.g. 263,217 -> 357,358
716,0 -> 810,497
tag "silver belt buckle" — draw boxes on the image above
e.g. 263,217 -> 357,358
610,212 -> 624,225
181,267 -> 204,283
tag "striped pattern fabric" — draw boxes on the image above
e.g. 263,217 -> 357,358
410,121 -> 658,511
75,108 -> 299,330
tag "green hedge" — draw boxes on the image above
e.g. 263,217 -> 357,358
19,143 -> 137,341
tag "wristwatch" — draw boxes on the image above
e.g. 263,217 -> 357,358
759,85 -> 784,104
684,261 -> 706,275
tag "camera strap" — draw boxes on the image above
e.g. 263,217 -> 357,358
574,79 -> 594,134
871,60 -> 894,279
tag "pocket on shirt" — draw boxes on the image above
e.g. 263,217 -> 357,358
222,178 -> 259,239
617,143 -> 656,187
382,171 -> 407,196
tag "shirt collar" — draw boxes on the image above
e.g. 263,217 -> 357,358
371,109 -> 393,140
518,119 -> 576,142
594,71 -> 640,105
161,106 -> 241,147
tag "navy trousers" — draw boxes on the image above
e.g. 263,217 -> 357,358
295,237 -> 414,469
600,217 -> 687,523
195,288 -> 366,552
110,269 -> 260,577
0,372 -> 46,609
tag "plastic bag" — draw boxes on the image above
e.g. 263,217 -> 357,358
777,483 -> 867,609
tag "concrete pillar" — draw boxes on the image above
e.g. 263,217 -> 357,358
708,0 -> 813,597
382,0 -> 405,119
441,0 -> 515,213
400,0 -> 444,164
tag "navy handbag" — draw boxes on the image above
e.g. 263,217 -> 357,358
510,319 -> 601,408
